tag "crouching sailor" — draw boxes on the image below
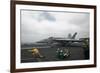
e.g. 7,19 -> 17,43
28,48 -> 44,58
56,48 -> 71,59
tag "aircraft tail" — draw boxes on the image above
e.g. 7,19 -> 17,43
71,32 -> 77,39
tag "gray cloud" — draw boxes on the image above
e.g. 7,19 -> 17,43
21,10 -> 90,44
38,11 -> 56,22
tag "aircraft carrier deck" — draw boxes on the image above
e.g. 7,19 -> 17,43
21,46 -> 89,63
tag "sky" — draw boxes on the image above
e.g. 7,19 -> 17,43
21,10 -> 90,44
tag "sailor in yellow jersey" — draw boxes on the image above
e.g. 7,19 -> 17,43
28,48 -> 43,58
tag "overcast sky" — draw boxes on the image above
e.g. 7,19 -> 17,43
21,10 -> 90,44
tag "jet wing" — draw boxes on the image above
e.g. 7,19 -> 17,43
53,39 -> 83,42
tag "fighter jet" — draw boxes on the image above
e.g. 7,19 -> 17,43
49,32 -> 83,47
34,32 -> 83,48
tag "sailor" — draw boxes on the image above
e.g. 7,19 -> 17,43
59,50 -> 65,59
56,48 -> 60,53
56,48 -> 60,58
28,48 -> 44,58
56,48 -> 71,59
56,49 -> 65,59
64,48 -> 71,57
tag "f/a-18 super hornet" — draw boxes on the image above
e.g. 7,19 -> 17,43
35,32 -> 84,48
49,32 -> 83,47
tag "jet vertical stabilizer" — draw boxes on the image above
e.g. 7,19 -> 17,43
71,32 -> 77,39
